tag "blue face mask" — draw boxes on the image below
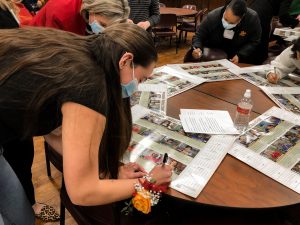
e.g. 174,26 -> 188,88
89,16 -> 105,34
121,62 -> 138,98
222,16 -> 238,30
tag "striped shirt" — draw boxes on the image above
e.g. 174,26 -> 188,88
128,0 -> 160,26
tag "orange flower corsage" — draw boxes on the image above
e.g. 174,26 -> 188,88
132,189 -> 151,214
121,175 -> 167,215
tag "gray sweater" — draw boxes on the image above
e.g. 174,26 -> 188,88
128,0 -> 160,26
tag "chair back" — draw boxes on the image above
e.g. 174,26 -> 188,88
195,8 -> 208,28
158,13 -> 177,29
60,181 -> 117,225
159,3 -> 166,7
182,4 -> 196,10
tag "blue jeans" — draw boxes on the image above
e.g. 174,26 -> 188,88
0,147 -> 34,225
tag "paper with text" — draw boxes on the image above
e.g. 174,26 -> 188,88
235,66 -> 300,87
180,109 -> 239,134
124,105 -> 236,198
260,86 -> 300,116
230,107 -> 300,194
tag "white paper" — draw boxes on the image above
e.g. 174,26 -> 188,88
285,35 -> 299,42
137,83 -> 167,92
231,64 -> 272,75
124,108 -> 236,198
130,83 -> 168,114
142,66 -> 203,98
260,86 -> 300,116
165,59 -> 240,83
180,109 -> 239,134
235,66 -> 300,87
131,105 -> 152,123
171,135 -> 236,198
274,27 -> 300,38
229,106 -> 300,194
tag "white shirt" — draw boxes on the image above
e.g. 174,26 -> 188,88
268,46 -> 300,79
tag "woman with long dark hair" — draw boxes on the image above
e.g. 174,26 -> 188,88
0,23 -> 172,224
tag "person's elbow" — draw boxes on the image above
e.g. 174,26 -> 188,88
67,185 -> 94,206
65,177 -> 103,206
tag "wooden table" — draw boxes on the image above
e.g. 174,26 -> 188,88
166,79 -> 300,210
160,7 -> 197,17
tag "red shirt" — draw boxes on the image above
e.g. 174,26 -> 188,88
29,0 -> 86,35
16,3 -> 34,25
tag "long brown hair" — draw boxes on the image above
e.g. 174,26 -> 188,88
0,24 -> 157,178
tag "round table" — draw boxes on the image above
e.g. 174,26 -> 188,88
160,7 -> 197,17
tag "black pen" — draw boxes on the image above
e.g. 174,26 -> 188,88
162,153 -> 168,166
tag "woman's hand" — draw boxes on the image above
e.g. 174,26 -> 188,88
149,164 -> 173,185
267,72 -> 279,84
118,162 -> 147,179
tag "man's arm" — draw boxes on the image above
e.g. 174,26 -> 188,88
192,14 -> 212,50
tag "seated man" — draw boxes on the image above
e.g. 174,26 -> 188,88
191,0 -> 261,64
267,37 -> 300,83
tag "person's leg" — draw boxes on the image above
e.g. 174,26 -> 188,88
3,139 -> 35,205
2,139 -> 60,222
0,147 -> 35,225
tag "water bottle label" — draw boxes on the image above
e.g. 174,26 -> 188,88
237,106 -> 250,114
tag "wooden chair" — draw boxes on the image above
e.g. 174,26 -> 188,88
60,181 -> 118,225
177,4 -> 197,24
177,8 -> 208,43
152,13 -> 178,53
44,142 -> 65,225
159,3 -> 166,7
45,143 -> 172,225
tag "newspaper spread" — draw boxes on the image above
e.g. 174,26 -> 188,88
123,105 -> 236,198
260,87 -> 300,116
130,83 -> 167,114
165,59 -> 241,83
229,107 -> 300,194
234,65 -> 300,87
142,66 -> 203,98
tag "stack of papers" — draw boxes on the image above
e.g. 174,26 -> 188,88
180,109 -> 239,134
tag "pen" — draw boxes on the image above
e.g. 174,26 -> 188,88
162,153 -> 168,166
273,66 -> 279,83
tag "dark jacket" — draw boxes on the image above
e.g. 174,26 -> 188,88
247,0 -> 299,29
246,0 -> 298,64
0,8 -> 18,28
192,6 -> 261,64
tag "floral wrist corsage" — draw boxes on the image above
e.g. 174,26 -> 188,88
121,175 -> 167,215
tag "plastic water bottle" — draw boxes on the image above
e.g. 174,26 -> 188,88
234,89 -> 253,133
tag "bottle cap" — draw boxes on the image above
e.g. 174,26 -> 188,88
244,89 -> 251,98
